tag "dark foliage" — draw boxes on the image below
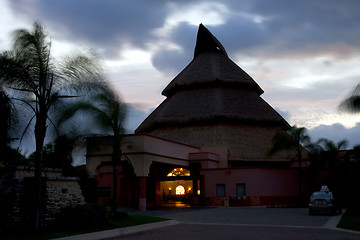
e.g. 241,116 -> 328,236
26,135 -> 76,174
308,142 -> 360,208
0,169 -> 17,232
0,22 -> 106,230
76,166 -> 98,203
0,91 -> 11,152
53,203 -> 110,230
0,148 -> 30,167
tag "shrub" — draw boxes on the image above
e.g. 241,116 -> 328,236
54,203 -> 110,230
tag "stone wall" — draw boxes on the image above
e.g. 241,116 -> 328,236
44,176 -> 85,223
0,167 -> 85,230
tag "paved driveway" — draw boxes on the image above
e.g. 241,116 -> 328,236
103,207 -> 359,240
56,207 -> 360,240
141,207 -> 332,227
105,223 -> 359,240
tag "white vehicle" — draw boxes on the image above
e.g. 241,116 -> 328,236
320,185 -> 330,193
309,186 -> 341,215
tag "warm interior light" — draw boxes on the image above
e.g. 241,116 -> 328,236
176,185 -> 185,195
167,168 -> 190,177
197,190 -> 200,195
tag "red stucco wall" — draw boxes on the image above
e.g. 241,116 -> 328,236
201,168 -> 301,206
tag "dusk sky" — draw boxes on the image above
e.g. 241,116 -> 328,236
1,0 -> 360,152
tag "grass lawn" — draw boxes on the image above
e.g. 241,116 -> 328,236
3,215 -> 169,240
337,209 -> 360,232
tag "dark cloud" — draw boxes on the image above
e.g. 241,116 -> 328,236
123,103 -> 153,133
7,0 -> 168,57
152,48 -> 190,76
247,0 -> 360,49
152,18 -> 268,74
308,123 -> 360,148
152,22 -> 196,74
209,18 -> 269,54
151,0 -> 360,74
263,74 -> 360,110
7,0 -> 360,66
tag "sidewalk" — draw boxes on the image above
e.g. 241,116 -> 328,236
52,220 -> 179,240
323,211 -> 343,229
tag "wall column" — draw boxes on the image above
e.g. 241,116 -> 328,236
138,176 -> 147,211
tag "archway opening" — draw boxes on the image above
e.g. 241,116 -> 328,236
159,168 -> 192,207
167,168 -> 190,177
176,185 -> 185,195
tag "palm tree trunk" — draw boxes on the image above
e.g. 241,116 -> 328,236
33,114 -> 47,231
111,136 -> 121,215
298,158 -> 302,205
112,157 -> 118,215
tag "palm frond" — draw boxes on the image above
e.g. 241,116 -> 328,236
268,125 -> 310,159
339,95 -> 360,113
317,138 -> 348,151
59,51 -> 105,86
0,52 -> 36,92
19,114 -> 35,143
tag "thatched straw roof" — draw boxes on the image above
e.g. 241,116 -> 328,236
136,86 -> 287,133
162,24 -> 263,97
136,24 -> 288,135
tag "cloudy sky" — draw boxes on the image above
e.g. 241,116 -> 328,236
1,0 -> 360,150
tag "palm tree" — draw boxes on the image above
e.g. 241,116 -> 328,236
58,84 -> 131,215
315,138 -> 348,172
268,125 -> 311,205
0,89 -> 15,166
0,22 -> 105,230
0,90 -> 11,153
339,84 -> 360,113
315,138 -> 349,205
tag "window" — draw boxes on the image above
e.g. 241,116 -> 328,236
216,184 -> 226,197
236,183 -> 246,199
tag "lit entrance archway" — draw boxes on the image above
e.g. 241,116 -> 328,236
160,168 -> 193,207
167,168 -> 190,177
176,185 -> 185,195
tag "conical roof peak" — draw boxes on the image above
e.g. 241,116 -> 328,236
194,24 -> 228,58
162,24 -> 263,97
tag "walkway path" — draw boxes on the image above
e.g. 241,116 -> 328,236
141,207 -> 332,227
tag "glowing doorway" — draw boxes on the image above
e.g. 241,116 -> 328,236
176,185 -> 185,195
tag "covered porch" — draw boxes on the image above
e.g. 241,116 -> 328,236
86,134 -> 221,211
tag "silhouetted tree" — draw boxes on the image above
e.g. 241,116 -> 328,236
268,125 -> 311,205
316,138 -> 348,171
314,138 -> 355,206
0,90 -> 12,166
339,84 -> 360,113
27,135 -> 75,174
58,84 -> 131,215
0,22 -> 105,230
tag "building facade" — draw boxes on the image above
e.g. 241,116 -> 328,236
86,24 -> 311,211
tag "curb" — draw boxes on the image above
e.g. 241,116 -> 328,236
323,211 -> 343,229
51,220 -> 179,240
